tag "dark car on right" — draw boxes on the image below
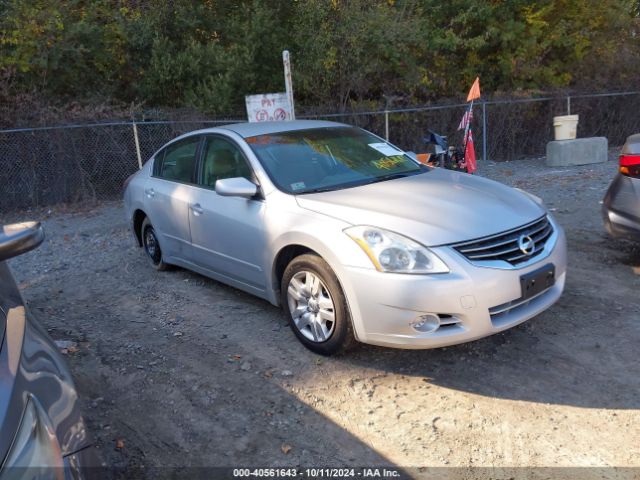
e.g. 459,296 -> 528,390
603,134 -> 640,239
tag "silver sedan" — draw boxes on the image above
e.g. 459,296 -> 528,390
124,121 -> 567,355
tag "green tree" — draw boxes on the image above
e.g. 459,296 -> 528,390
1,0 -> 639,116
291,0 -> 430,109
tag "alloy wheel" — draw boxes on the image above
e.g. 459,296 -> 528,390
286,270 -> 336,343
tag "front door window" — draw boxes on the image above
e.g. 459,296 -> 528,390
200,137 -> 253,189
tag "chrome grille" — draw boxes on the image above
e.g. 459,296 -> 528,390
488,285 -> 556,328
489,286 -> 554,318
452,216 -> 554,266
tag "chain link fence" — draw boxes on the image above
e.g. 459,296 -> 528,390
2,92 -> 640,212
304,91 -> 640,161
0,119 -> 240,212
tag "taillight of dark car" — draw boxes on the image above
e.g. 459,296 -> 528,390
619,154 -> 640,178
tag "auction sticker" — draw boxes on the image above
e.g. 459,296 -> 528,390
368,142 -> 404,157
373,155 -> 405,170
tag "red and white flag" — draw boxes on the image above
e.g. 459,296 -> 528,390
463,129 -> 477,174
457,104 -> 477,173
457,107 -> 473,131
458,77 -> 481,173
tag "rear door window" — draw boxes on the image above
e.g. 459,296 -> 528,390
154,136 -> 201,183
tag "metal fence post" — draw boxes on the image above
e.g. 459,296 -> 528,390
132,122 -> 143,170
384,110 -> 389,141
482,101 -> 487,163
567,96 -> 571,115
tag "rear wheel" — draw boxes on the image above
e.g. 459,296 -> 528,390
281,254 -> 355,355
141,218 -> 169,271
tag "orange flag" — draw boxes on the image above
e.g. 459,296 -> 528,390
466,77 -> 481,102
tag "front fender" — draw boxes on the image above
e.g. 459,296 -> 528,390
269,215 -> 376,342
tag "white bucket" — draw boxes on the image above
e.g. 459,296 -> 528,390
553,114 -> 579,140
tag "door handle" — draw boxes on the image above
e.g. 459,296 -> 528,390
144,188 -> 155,198
191,203 -> 204,216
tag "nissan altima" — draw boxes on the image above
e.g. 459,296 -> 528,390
124,121 -> 567,355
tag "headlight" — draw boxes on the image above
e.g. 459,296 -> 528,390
344,226 -> 449,274
0,396 -> 64,479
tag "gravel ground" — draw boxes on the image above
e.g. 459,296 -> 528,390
2,154 -> 639,479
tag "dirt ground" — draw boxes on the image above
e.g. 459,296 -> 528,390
3,154 -> 639,479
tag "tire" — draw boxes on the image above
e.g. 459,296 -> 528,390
281,253 -> 356,355
141,218 -> 170,271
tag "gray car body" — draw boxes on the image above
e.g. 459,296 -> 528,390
0,223 -> 100,477
603,134 -> 640,239
125,120 -> 567,348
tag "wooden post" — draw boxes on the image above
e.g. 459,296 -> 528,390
132,122 -> 143,170
283,50 -> 295,120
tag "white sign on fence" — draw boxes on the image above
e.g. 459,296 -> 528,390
245,93 -> 292,122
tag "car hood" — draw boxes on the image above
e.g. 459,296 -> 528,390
295,168 -> 545,246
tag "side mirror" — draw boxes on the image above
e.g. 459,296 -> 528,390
0,222 -> 45,262
215,177 -> 258,199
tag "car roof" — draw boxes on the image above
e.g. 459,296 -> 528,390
166,120 -> 352,149
217,120 -> 349,138
221,120 -> 349,138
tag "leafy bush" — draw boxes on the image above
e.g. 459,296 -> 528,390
1,0 -> 638,115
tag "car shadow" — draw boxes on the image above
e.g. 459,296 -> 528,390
331,227 -> 640,411
170,237 -> 640,412
338,269 -> 640,411
616,240 -> 640,269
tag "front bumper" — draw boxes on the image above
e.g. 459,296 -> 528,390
64,445 -> 104,480
341,220 -> 568,349
602,207 -> 640,239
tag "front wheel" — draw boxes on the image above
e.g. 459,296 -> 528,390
281,254 -> 355,355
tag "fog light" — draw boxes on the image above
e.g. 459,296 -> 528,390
411,314 -> 440,333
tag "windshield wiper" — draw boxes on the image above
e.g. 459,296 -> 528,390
298,171 -> 422,194
298,179 -> 369,194
298,186 -> 339,194
365,171 -> 419,185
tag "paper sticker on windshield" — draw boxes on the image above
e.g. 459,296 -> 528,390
291,182 -> 306,191
373,155 -> 405,170
368,142 -> 404,157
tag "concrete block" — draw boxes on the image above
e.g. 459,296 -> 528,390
546,137 -> 608,167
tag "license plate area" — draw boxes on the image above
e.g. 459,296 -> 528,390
520,263 -> 555,301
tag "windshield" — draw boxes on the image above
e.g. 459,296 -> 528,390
245,127 -> 426,194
